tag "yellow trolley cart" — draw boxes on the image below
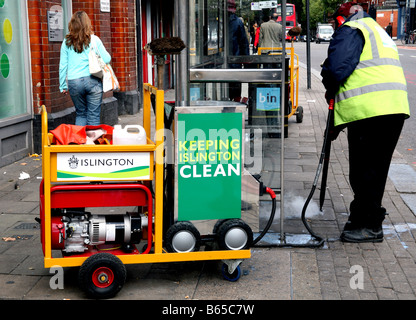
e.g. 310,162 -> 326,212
39,84 -> 250,298
258,44 -> 303,124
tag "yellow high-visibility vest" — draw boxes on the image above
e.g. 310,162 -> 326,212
334,17 -> 410,127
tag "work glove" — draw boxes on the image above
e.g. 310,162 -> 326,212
327,110 -> 347,141
325,91 -> 334,105
324,93 -> 343,141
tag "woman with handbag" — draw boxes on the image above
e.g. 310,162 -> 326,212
59,11 -> 111,126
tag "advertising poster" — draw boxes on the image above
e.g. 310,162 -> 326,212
177,112 -> 242,221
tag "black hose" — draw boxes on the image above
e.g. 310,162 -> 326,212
252,186 -> 324,248
253,99 -> 334,248
301,184 -> 325,246
299,100 -> 335,247
252,187 -> 276,246
300,127 -> 327,244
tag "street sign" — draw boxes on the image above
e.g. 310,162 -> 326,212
251,1 -> 278,10
100,0 -> 110,12
251,2 -> 260,10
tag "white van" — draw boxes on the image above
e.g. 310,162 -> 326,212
316,24 -> 334,43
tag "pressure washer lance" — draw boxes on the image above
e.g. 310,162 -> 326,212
300,99 -> 335,246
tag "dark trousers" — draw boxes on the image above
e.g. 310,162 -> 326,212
347,114 -> 405,228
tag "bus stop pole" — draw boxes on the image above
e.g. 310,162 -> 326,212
306,0 -> 311,89
222,0 -> 230,100
280,0 -> 286,243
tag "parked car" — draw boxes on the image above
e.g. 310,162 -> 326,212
300,34 -> 315,42
316,24 -> 334,43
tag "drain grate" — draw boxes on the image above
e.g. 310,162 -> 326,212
14,222 -> 39,230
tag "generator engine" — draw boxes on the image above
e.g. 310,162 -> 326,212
51,210 -> 148,253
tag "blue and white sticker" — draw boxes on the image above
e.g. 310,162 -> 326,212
256,87 -> 280,111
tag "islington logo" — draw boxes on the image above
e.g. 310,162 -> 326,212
68,155 -> 79,169
56,152 -> 151,181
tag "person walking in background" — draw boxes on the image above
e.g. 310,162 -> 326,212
254,23 -> 261,54
321,2 -> 410,243
227,0 -> 249,101
386,23 -> 393,38
250,21 -> 259,53
258,11 -> 283,52
240,17 -> 250,44
59,11 -> 111,126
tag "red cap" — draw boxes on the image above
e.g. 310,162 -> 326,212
227,0 -> 236,13
337,2 -> 361,17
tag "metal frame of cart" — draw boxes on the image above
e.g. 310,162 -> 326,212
40,84 -> 250,271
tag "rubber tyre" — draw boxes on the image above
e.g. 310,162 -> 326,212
165,221 -> 201,253
221,263 -> 241,282
296,106 -> 303,123
78,253 -> 126,299
217,219 -> 253,250
212,219 -> 227,234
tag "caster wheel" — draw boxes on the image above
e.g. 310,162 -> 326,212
217,219 -> 253,250
165,221 -> 201,253
296,106 -> 303,123
221,263 -> 241,282
78,253 -> 126,299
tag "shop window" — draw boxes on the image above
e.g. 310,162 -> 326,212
0,0 -> 30,119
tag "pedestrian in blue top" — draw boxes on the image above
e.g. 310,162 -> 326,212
59,11 -> 111,126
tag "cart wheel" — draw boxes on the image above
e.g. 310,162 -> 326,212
296,106 -> 303,123
78,253 -> 126,299
165,221 -> 201,253
221,263 -> 241,282
212,219 -> 227,234
217,219 -> 253,251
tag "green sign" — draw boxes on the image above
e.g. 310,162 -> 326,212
177,112 -> 242,221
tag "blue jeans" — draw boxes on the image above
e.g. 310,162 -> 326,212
68,76 -> 103,126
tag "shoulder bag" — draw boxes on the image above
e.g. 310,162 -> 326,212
89,36 -> 105,79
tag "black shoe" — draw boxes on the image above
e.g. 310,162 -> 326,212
340,227 -> 383,243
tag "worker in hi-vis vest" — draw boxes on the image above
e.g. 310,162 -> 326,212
321,2 -> 410,243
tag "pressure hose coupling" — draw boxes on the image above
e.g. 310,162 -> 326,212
265,187 -> 276,199
258,179 -> 275,198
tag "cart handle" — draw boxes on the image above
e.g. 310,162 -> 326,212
41,105 -> 48,148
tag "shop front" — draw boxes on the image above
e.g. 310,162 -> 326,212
0,1 -> 33,166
